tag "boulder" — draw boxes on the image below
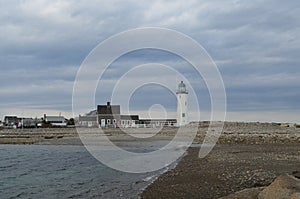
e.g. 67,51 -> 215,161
290,193 -> 300,199
258,175 -> 300,199
280,123 -> 290,127
220,187 -> 264,199
292,171 -> 300,179
220,175 -> 300,199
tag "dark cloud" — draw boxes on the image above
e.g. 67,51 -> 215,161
0,0 -> 299,121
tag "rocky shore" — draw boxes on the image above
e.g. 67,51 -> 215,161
194,121 -> 300,145
221,174 -> 300,199
140,122 -> 300,199
0,128 -> 78,144
141,144 -> 300,198
0,122 -> 299,145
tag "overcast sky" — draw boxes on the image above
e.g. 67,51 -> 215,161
0,0 -> 299,122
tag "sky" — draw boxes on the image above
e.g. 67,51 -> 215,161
0,0 -> 300,123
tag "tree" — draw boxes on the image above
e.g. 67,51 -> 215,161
41,120 -> 52,128
67,118 -> 75,126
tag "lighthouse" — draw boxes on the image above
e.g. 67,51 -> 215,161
176,81 -> 188,126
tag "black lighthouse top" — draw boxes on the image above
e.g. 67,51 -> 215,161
176,81 -> 188,94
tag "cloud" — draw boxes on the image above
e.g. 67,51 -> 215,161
0,0 -> 299,122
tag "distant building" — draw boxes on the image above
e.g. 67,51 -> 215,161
77,81 -> 190,128
4,116 -> 19,127
78,102 -> 140,128
78,115 -> 98,127
98,102 -> 121,127
77,102 -> 176,128
21,118 -> 41,128
120,115 -> 139,128
139,119 -> 176,127
43,114 -> 67,127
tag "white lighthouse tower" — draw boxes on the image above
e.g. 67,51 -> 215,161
176,81 -> 188,126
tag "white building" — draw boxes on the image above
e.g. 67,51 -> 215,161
176,81 -> 188,126
78,115 -> 98,127
77,102 -> 177,128
43,114 -> 67,127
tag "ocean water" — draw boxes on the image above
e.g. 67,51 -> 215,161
0,142 -> 176,199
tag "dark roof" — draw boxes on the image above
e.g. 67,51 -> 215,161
97,105 -> 120,114
79,115 -> 97,122
85,110 -> 97,116
139,119 -> 176,122
3,116 -> 19,124
176,81 -> 188,94
139,119 -> 177,124
120,115 -> 139,120
4,116 -> 18,119
45,116 -> 65,122
4,116 -> 19,122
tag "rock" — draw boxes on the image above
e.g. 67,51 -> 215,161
292,171 -> 300,179
219,187 -> 264,199
280,123 -> 290,127
290,193 -> 300,199
44,135 -> 54,139
221,175 -> 300,199
258,175 -> 300,199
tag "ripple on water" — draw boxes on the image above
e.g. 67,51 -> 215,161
0,142 -> 179,198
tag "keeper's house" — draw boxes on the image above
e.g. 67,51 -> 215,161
78,102 -> 176,128
78,102 -> 139,128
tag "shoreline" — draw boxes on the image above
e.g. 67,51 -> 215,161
137,152 -> 187,198
138,122 -> 299,198
1,122 -> 300,198
0,122 -> 299,145
141,143 -> 300,198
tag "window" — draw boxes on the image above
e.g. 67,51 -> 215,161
182,113 -> 185,117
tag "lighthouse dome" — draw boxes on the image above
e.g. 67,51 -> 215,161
176,81 -> 188,94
